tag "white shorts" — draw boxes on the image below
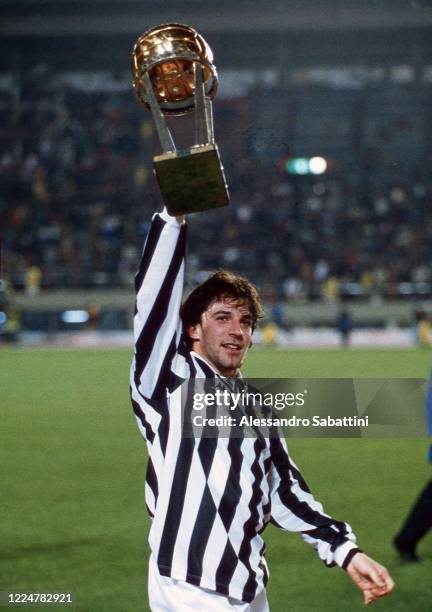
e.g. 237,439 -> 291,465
148,554 -> 270,611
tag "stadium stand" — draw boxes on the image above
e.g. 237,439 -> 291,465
1,77 -> 431,302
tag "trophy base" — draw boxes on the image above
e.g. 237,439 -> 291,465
153,144 -> 230,216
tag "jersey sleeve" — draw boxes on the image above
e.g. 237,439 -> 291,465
268,435 -> 360,568
130,209 -> 186,401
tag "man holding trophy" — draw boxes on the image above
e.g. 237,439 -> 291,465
129,24 -> 394,611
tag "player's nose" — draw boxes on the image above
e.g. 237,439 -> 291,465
228,318 -> 244,337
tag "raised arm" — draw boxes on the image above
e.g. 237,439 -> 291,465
131,209 -> 186,401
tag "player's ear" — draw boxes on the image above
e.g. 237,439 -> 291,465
187,323 -> 201,342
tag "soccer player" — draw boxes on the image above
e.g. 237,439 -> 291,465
130,207 -> 394,610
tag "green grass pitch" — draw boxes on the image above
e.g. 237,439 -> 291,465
1,348 -> 431,611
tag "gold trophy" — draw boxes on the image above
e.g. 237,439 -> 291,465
132,23 -> 229,215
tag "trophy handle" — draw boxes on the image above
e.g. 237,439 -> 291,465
194,63 -> 214,146
143,72 -> 176,153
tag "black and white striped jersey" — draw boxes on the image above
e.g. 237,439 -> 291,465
130,210 -> 359,603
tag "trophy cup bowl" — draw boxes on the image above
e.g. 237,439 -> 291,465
131,23 -> 229,216
132,23 -> 218,115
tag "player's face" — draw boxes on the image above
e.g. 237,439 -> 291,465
188,298 -> 253,378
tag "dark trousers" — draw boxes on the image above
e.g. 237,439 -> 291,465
395,480 -> 432,551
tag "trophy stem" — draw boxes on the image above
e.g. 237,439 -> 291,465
143,72 -> 176,153
194,63 -> 212,146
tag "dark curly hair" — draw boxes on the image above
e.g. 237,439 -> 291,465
180,270 -> 264,338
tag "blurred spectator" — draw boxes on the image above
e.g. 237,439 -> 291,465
261,321 -> 279,346
25,265 -> 42,296
415,311 -> 432,348
322,277 -> 340,302
86,302 -> 101,330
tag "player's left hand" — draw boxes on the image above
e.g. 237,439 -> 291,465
346,552 -> 394,605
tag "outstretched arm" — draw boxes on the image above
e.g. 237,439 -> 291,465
268,435 -> 359,567
268,435 -> 394,603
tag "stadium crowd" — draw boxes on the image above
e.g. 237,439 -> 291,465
1,81 -> 431,301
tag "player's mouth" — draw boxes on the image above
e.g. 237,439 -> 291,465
221,343 -> 243,352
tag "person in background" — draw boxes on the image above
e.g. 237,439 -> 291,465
393,370 -> 432,561
415,311 -> 431,348
25,264 -> 42,296
335,310 -> 353,348
261,320 -> 279,346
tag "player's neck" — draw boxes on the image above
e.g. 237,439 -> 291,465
190,349 -> 239,379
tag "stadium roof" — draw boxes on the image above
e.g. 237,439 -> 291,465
1,0 -> 432,36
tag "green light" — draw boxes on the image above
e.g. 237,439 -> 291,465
286,158 -> 310,175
